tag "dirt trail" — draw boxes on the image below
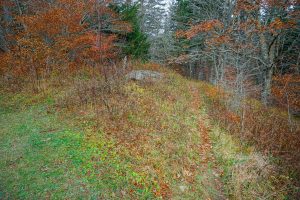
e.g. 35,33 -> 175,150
189,85 -> 226,200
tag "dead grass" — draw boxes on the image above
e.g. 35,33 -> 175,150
0,63 -> 295,199
198,81 -> 300,197
210,126 -> 292,199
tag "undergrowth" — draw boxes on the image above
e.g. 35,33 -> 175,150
0,63 -> 297,199
197,81 -> 300,198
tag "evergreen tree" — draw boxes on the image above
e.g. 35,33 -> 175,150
113,3 -> 150,60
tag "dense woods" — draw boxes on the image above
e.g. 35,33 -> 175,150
171,0 -> 299,108
0,0 -> 299,199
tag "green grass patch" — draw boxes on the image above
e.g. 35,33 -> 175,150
0,96 -> 153,199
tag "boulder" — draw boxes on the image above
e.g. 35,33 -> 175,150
126,70 -> 163,81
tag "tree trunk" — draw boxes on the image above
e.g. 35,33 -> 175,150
262,66 -> 273,105
0,24 -> 8,52
260,33 -> 276,105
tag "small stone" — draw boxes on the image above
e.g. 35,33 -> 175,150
179,185 -> 188,192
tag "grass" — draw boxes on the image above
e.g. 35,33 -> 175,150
0,94 -> 153,199
0,66 -> 293,199
209,125 -> 291,199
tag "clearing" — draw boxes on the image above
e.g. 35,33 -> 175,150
0,68 -> 291,199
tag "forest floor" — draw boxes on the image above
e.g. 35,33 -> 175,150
0,67 -> 290,199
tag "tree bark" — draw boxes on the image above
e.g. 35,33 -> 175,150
260,33 -> 276,105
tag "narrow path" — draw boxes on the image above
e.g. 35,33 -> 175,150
189,85 -> 226,200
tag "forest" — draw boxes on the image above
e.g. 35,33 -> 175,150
0,0 -> 299,199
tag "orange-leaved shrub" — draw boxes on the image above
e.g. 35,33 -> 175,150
272,74 -> 300,115
0,0 -> 131,92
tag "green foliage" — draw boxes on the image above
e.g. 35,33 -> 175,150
172,0 -> 193,55
113,3 -> 150,60
171,0 -> 207,62
174,0 -> 193,30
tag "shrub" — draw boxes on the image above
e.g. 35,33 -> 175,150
199,82 -> 300,194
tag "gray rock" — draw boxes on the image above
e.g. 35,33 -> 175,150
126,70 -> 163,81
179,185 -> 188,192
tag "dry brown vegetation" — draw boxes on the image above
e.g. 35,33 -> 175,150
198,82 -> 300,197
0,62 -> 298,198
